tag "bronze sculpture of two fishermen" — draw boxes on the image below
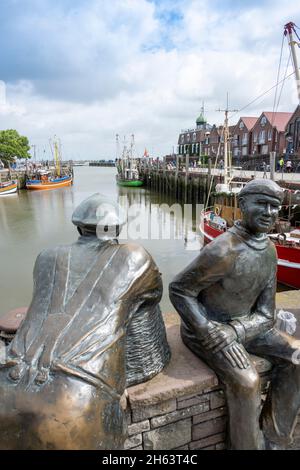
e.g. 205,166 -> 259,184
0,179 -> 300,450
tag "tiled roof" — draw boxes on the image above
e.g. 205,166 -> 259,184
240,117 -> 258,130
263,112 -> 293,132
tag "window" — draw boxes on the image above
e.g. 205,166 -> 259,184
239,121 -> 245,130
181,135 -> 184,144
193,132 -> 197,142
259,130 -> 266,144
242,147 -> 248,156
268,130 -> 272,141
261,116 -> 267,126
187,134 -> 190,142
253,133 -> 257,143
242,133 -> 248,145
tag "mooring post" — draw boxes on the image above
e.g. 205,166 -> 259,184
175,154 -> 179,199
185,154 -> 189,203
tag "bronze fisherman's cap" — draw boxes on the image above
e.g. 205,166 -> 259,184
238,179 -> 284,203
72,193 -> 126,229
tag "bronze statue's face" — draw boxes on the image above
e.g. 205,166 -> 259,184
240,193 -> 281,234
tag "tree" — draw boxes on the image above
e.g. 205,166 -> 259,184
0,129 -> 31,166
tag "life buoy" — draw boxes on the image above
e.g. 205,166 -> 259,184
215,206 -> 220,216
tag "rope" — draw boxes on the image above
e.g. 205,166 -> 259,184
228,70 -> 296,121
275,48 -> 292,114
271,33 -> 285,126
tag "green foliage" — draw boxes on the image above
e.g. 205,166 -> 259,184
0,129 -> 31,166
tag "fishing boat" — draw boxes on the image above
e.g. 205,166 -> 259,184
0,180 -> 18,195
201,22 -> 300,289
26,174 -> 72,191
116,134 -> 144,187
26,138 -> 73,191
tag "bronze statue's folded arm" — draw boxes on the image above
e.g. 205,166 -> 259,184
229,271 -> 276,344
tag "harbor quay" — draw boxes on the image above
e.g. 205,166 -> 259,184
138,160 -> 300,205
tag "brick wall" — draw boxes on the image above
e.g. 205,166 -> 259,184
125,387 -> 227,450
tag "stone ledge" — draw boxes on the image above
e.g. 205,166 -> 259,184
127,323 -> 218,407
127,323 -> 272,409
127,296 -> 300,409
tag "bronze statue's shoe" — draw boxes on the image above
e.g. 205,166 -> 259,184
264,437 -> 284,450
35,368 -> 49,385
8,362 -> 26,382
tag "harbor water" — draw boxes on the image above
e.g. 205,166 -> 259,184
0,166 -> 203,315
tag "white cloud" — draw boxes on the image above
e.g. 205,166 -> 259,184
0,0 -> 299,159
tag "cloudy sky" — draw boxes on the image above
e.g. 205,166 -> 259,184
0,0 -> 299,160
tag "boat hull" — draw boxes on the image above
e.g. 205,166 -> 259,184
0,182 -> 18,195
26,176 -> 73,191
116,179 -> 143,187
200,212 -> 300,289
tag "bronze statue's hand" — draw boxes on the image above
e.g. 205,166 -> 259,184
201,323 -> 237,353
222,342 -> 250,369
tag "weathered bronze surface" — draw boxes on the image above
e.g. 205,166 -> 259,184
170,179 -> 300,450
0,194 -> 170,450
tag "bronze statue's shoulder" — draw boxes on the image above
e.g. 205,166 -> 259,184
35,245 -> 70,262
203,230 -> 237,256
118,243 -> 153,263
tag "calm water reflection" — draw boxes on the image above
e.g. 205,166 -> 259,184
0,167 -> 202,315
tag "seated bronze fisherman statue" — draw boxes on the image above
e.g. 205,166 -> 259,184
0,194 -> 170,450
169,179 -> 300,450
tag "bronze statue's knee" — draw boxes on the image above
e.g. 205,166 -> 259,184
231,369 -> 260,396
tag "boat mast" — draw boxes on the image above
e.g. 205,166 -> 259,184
53,137 -> 61,177
223,106 -> 230,186
284,22 -> 300,102
218,94 -> 237,186
130,134 -> 135,171
116,134 -> 120,160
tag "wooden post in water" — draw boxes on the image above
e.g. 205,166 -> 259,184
175,154 -> 179,199
163,157 -> 167,196
185,154 -> 189,203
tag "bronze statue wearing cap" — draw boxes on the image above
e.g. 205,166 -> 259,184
170,179 -> 300,450
0,194 -> 170,450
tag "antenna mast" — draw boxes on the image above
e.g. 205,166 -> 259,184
284,22 -> 300,102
